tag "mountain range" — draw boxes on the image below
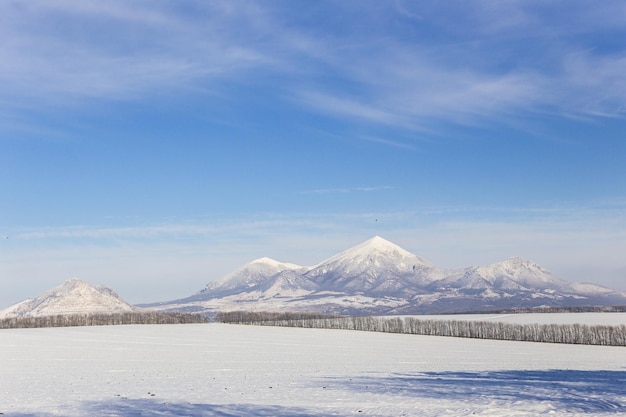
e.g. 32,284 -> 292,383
144,236 -> 626,315
2,236 -> 625,318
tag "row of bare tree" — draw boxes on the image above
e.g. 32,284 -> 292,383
0,311 -> 209,329
470,305 -> 626,314
217,311 -> 626,346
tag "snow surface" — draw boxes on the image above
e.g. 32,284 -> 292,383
1,322 -> 625,416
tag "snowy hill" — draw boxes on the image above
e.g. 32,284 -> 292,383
0,278 -> 136,318
145,236 -> 626,315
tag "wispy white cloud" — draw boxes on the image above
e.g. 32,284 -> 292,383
0,1 -> 274,111
300,186 -> 395,195
297,61 -> 549,130
2,1 -> 624,138
358,135 -> 418,150
295,91 -> 412,129
559,52 -> 626,118
10,200 -> 626,245
289,2 -> 626,130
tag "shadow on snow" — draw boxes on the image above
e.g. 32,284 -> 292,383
6,401 -> 337,417
6,370 -> 625,416
326,369 -> 626,414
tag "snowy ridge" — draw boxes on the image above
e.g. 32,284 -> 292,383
475,257 -> 566,290
147,236 -> 626,315
0,278 -> 135,318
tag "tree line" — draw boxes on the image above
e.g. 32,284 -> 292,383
216,311 -> 626,346
216,310 -> 343,324
0,311 -> 209,329
459,305 -> 626,314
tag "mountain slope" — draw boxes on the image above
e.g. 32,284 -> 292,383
147,236 -> 626,315
431,258 -> 569,293
305,236 -> 441,295
0,278 -> 135,318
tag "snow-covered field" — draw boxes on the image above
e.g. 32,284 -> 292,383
1,322 -> 625,416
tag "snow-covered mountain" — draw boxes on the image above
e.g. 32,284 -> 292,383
202,257 -> 308,297
430,258 -> 569,293
0,278 -> 135,318
306,236 -> 441,294
9,237 -> 623,317
145,236 -> 626,315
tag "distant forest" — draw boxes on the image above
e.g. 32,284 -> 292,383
0,311 -> 209,329
216,311 -> 626,347
458,305 -> 626,314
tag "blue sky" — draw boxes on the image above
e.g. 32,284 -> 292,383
1,1 -> 626,307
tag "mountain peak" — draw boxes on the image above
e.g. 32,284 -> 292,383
325,236 -> 433,267
495,257 -> 547,273
306,236 -> 435,287
62,277 -> 92,290
251,257 -> 283,266
505,257 -> 536,265
476,257 -> 566,290
0,279 -> 134,318
361,235 -> 405,251
203,256 -> 304,294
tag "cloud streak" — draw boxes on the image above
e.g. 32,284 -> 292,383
2,1 -> 625,137
286,2 -> 626,131
300,186 -> 395,195
0,1 -> 273,112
